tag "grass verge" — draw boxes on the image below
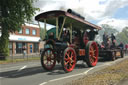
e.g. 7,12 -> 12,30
0,57 -> 40,64
66,58 -> 128,85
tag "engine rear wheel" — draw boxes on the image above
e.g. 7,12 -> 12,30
41,48 -> 56,71
62,47 -> 76,73
85,41 -> 98,67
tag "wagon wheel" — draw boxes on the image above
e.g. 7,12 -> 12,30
120,50 -> 124,58
85,41 -> 98,67
111,51 -> 116,61
62,47 -> 76,73
41,48 -> 56,71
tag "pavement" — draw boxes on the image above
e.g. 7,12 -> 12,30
118,78 -> 128,85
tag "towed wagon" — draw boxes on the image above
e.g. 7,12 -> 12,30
99,44 -> 124,61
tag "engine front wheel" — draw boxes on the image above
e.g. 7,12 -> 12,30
41,48 -> 56,71
85,41 -> 98,67
62,47 -> 76,73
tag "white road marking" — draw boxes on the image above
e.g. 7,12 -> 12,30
0,77 -> 3,79
0,63 -> 40,72
104,63 -> 112,66
18,65 -> 27,71
39,82 -> 48,85
83,68 -> 94,75
49,73 -> 83,82
39,68 -> 93,85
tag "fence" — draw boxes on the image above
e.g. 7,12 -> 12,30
0,49 -> 128,62
0,52 -> 41,62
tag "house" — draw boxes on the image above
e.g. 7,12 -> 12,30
0,24 -> 42,56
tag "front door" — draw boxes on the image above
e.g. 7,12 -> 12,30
30,45 -> 33,53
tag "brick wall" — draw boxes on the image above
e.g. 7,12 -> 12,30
15,25 -> 40,37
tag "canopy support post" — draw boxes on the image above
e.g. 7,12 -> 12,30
56,18 -> 59,39
70,24 -> 72,43
58,17 -> 66,40
44,19 -> 47,40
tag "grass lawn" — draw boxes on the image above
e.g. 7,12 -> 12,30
0,57 -> 40,64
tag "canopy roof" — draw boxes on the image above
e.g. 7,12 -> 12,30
35,10 -> 101,30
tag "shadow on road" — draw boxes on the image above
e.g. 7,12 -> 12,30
0,56 -> 125,78
0,62 -> 90,78
0,66 -> 45,78
46,63 -> 89,75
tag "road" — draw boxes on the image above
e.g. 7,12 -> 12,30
0,56 -> 128,85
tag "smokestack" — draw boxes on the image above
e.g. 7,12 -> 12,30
67,9 -> 85,20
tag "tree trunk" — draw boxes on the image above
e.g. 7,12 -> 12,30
0,0 -> 9,57
0,28 -> 9,56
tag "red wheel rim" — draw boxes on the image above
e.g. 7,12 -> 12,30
64,49 -> 76,72
89,42 -> 98,66
43,49 -> 56,70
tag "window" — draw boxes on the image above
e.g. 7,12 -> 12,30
16,42 -> 23,54
32,29 -> 36,35
26,28 -> 30,34
16,42 -> 27,54
34,43 -> 39,53
19,29 -> 22,34
9,42 -> 12,49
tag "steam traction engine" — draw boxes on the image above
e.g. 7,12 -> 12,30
35,9 -> 101,73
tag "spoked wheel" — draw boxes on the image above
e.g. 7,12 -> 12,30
85,41 -> 98,67
41,48 -> 56,71
62,47 -> 76,73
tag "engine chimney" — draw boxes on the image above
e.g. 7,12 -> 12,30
67,9 -> 85,20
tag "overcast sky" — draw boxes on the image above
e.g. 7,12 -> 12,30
34,0 -> 128,32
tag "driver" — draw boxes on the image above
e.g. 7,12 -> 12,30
48,32 -> 54,39
63,29 -> 70,43
88,29 -> 98,40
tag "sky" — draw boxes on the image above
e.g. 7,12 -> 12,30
34,0 -> 128,32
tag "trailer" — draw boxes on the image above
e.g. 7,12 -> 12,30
99,43 -> 124,61
35,9 -> 101,73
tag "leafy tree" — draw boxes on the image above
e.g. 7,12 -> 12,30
122,27 -> 128,37
95,24 -> 119,43
96,24 -> 128,45
40,28 -> 45,40
100,24 -> 119,35
0,0 -> 38,56
116,27 -> 128,44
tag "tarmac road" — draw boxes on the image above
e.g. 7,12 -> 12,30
0,56 -> 128,85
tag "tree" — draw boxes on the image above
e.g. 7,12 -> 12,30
95,24 -> 128,45
122,27 -> 128,38
95,24 -> 119,43
0,0 -> 38,56
40,28 -> 45,40
116,27 -> 128,44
